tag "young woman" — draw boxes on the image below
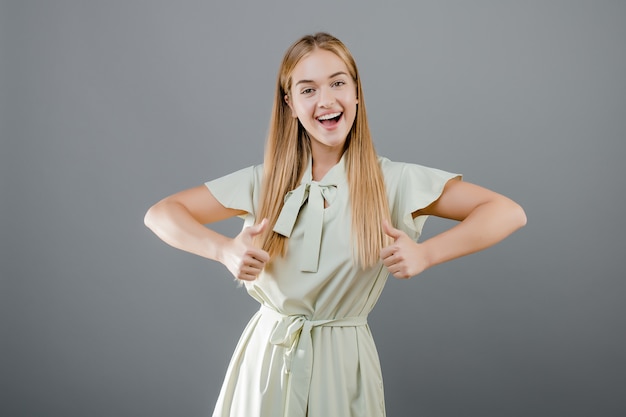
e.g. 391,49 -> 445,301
145,32 -> 526,417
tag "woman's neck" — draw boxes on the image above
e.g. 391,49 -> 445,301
310,147 -> 344,181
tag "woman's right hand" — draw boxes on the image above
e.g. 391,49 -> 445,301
221,219 -> 270,281
145,186 -> 270,281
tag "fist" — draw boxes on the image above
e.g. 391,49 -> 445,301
222,219 -> 270,281
380,220 -> 428,279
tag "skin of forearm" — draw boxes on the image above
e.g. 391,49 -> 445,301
420,199 -> 526,269
144,201 -> 230,262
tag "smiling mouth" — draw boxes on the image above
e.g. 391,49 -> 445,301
316,112 -> 343,126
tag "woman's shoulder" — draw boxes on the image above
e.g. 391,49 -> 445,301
377,155 -> 460,187
220,163 -> 264,178
206,163 -> 264,190
377,156 -> 432,176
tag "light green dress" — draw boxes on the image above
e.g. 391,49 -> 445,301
205,156 -> 458,417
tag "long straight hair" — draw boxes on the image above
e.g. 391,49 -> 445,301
256,33 -> 391,269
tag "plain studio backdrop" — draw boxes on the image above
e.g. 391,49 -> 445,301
2,1 -> 625,416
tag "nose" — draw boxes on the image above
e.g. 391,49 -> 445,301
318,87 -> 335,108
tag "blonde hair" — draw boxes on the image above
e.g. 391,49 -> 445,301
256,32 -> 391,269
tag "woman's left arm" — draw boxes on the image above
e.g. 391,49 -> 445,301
381,178 -> 527,279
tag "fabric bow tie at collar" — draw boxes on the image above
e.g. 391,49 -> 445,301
273,180 -> 337,272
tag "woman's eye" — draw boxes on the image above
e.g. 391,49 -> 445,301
301,88 -> 314,95
332,80 -> 345,88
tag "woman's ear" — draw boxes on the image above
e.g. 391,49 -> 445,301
284,94 -> 298,118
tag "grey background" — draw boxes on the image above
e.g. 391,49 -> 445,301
2,1 -> 625,416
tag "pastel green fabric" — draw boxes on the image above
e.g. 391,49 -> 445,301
264,305 -> 368,416
272,160 -> 339,272
205,156 -> 459,417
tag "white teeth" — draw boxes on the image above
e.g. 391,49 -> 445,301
317,112 -> 341,121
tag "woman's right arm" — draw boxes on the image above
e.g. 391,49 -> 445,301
144,185 -> 269,280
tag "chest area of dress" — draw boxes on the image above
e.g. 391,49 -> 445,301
286,183 -> 351,260
248,181 -> 388,316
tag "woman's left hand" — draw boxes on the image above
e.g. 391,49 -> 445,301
380,220 -> 430,279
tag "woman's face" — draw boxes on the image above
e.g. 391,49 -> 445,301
286,48 -> 358,157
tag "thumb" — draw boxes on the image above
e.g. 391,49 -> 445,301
382,219 -> 403,241
246,218 -> 269,238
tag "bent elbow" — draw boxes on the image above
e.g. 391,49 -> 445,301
144,203 -> 160,231
512,202 -> 527,230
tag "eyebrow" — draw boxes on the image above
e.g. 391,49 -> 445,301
294,71 -> 349,87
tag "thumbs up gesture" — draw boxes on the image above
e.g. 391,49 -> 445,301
380,220 -> 429,279
221,218 -> 270,281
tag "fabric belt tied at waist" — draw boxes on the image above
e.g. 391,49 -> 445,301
261,305 -> 368,417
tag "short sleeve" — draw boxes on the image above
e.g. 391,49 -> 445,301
204,165 -> 263,218
381,157 -> 461,240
